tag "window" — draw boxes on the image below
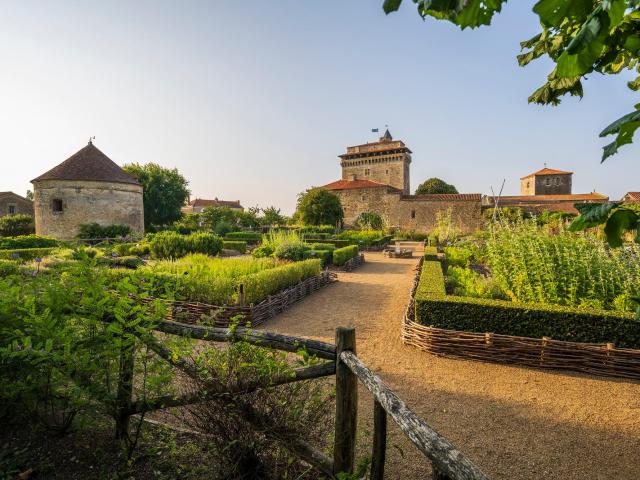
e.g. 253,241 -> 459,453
361,194 -> 366,201
526,181 -> 530,189
554,177 -> 560,185
411,209 -> 416,219
545,178 -> 551,186
7,204 -> 16,215
364,168 -> 370,176
386,169 -> 389,175
52,199 -> 63,213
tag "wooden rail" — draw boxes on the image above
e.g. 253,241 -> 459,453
112,320 -> 487,479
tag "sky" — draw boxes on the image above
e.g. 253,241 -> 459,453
0,1 -> 637,214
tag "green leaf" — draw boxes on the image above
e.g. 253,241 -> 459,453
604,208 -> 639,247
417,0 -> 506,29
605,0 -> 626,28
533,0 -> 594,29
566,12 -> 603,55
600,109 -> 640,161
569,202 -> 621,231
383,0 -> 403,14
556,37 -> 605,77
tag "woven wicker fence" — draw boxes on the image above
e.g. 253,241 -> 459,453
401,258 -> 640,381
148,270 -> 337,328
337,253 -> 365,272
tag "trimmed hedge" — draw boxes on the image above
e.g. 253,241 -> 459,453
225,231 -> 262,243
424,246 -> 438,261
0,247 -> 58,261
0,235 -> 58,250
98,255 -> 144,269
307,243 -> 336,251
304,238 -> 351,248
309,249 -> 332,267
77,223 -> 131,239
414,260 -> 640,348
223,240 -> 247,254
333,245 -> 359,266
150,232 -> 223,259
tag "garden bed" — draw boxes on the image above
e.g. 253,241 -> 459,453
152,270 -> 337,327
401,257 -> 640,380
330,253 -> 365,272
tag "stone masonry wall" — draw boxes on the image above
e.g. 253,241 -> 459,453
520,174 -> 572,195
33,179 -> 144,240
341,154 -> 410,193
333,188 -> 482,234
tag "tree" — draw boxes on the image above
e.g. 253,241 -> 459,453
355,212 -> 385,230
200,206 -> 237,231
122,163 -> 190,229
260,206 -> 286,226
25,190 -> 33,201
0,214 -> 34,236
383,0 -> 640,161
415,178 -> 459,195
295,188 -> 344,226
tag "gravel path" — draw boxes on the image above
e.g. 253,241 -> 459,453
262,251 -> 640,480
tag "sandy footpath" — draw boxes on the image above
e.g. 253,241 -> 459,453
262,251 -> 640,480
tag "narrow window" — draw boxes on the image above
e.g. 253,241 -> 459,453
7,204 -> 16,214
361,194 -> 366,201
411,209 -> 416,219
364,168 -> 370,176
52,199 -> 63,213
386,169 -> 389,175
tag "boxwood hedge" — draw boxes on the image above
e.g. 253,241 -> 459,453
423,246 -> 438,261
0,247 -> 58,261
415,260 -> 640,348
222,240 -> 247,254
224,231 -> 262,243
333,245 -> 359,266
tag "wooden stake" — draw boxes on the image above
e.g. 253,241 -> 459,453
333,327 -> 357,476
371,399 -> 387,480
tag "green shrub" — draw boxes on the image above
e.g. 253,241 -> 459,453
308,249 -> 332,267
98,255 -> 144,269
0,259 -> 20,276
251,243 -> 275,258
129,243 -> 151,257
150,231 -> 189,259
307,243 -> 336,251
297,225 -> 336,235
333,245 -> 359,266
213,220 -> 235,236
337,230 -> 385,247
394,230 -> 429,241
0,247 -> 57,261
225,231 -> 262,243
274,242 -> 310,262
443,246 -> 474,267
447,266 -> 503,299
414,261 -> 640,348
223,240 -> 247,253
187,232 -> 223,256
77,223 -> 132,239
0,214 -> 35,237
113,242 -> 135,256
0,235 -> 58,250
424,246 -> 438,261
239,259 -> 321,304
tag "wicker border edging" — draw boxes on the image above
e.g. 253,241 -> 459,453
159,271 -> 337,328
401,257 -> 640,381
330,253 -> 365,272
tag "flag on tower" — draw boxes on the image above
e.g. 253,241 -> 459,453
371,128 -> 379,133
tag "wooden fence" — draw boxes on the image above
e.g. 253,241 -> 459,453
402,258 -> 640,381
335,253 -> 365,272
145,270 -> 337,328
116,320 -> 488,479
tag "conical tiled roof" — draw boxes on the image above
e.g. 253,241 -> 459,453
31,142 -> 139,185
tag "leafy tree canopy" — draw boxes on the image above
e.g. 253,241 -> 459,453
261,206 -> 287,226
123,163 -> 190,229
355,211 -> 385,230
415,177 -> 459,195
383,0 -> 640,162
295,188 -> 344,226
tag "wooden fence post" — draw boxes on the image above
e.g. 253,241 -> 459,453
333,327 -> 357,476
237,283 -> 246,307
115,332 -> 135,444
370,399 -> 387,480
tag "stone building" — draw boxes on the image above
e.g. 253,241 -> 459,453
181,198 -> 244,214
622,192 -> 640,203
31,142 -> 144,240
321,131 -> 482,233
0,191 -> 33,217
520,167 -> 572,195
483,166 -> 608,215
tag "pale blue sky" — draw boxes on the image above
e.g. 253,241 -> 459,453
1,1 -> 637,214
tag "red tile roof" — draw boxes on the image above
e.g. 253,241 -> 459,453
623,192 -> 640,202
492,193 -> 608,203
31,143 -> 139,185
321,179 -> 397,191
520,167 -> 573,179
403,193 -> 482,201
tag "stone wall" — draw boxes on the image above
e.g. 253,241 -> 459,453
333,188 -> 482,234
0,193 -> 33,217
341,154 -> 411,193
32,179 -> 144,240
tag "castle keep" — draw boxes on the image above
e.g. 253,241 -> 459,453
322,131 -> 482,233
31,142 -> 144,240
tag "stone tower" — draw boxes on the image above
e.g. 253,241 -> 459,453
339,130 -> 412,194
31,141 -> 144,240
520,167 -> 573,196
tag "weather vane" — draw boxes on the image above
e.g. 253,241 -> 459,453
89,136 -> 96,145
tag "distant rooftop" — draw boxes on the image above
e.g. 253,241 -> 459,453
321,179 -> 398,191
187,198 -> 243,209
520,167 -> 573,179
